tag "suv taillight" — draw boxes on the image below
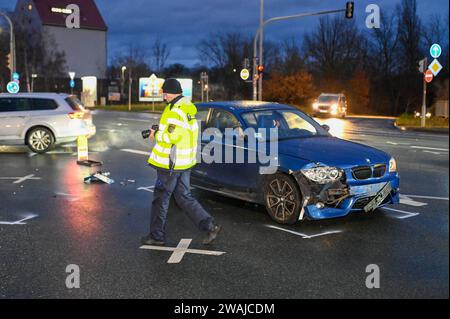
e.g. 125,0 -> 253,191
68,112 -> 84,119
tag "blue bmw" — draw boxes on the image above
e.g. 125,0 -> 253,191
191,101 -> 400,225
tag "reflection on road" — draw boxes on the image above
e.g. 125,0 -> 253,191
314,117 -> 348,139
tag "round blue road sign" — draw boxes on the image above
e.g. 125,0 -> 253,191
70,79 -> 75,88
430,44 -> 442,59
7,81 -> 20,94
12,72 -> 20,81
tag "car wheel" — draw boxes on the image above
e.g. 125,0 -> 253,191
27,127 -> 55,153
263,173 -> 302,224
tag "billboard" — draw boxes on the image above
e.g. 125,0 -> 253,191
139,74 -> 164,102
139,76 -> 193,102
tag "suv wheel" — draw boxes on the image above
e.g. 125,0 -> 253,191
27,127 -> 55,153
263,173 -> 302,224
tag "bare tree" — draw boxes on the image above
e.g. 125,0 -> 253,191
152,38 -> 170,73
303,16 -> 367,80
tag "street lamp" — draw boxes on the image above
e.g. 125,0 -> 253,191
252,2 -> 351,101
31,74 -> 37,92
121,66 -> 127,102
0,10 -> 17,81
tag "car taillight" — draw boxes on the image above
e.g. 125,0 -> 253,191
68,112 -> 84,119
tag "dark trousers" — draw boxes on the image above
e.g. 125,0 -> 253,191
149,169 -> 214,241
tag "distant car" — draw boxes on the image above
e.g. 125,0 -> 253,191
312,93 -> 347,118
192,101 -> 400,225
0,93 -> 96,153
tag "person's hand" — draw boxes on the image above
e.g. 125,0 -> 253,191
149,129 -> 156,140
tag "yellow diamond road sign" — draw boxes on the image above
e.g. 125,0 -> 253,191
428,59 -> 443,76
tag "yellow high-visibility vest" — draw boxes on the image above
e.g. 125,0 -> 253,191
148,97 -> 199,171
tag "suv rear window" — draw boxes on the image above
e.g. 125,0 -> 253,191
0,98 -> 58,112
65,97 -> 85,111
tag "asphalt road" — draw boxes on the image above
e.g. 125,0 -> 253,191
0,110 -> 448,299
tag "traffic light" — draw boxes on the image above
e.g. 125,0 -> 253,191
6,53 -> 12,71
257,65 -> 264,74
345,2 -> 354,19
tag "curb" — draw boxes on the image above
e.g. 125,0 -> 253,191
394,122 -> 449,135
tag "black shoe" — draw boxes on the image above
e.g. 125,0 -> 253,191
141,236 -> 165,246
203,225 -> 222,245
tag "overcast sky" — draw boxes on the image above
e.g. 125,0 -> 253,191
1,0 -> 448,67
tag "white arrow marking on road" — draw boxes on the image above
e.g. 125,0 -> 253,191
140,239 -> 226,264
410,146 -> 449,152
383,207 -> 420,219
266,225 -> 342,239
0,215 -> 38,225
400,195 -> 428,207
0,174 -> 41,184
121,149 -> 151,156
137,186 -> 155,193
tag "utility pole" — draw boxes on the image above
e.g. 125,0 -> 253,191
252,4 -> 351,101
421,57 -> 428,128
0,10 -> 16,81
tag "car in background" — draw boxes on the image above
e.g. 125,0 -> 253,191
192,101 -> 400,225
0,93 -> 96,153
312,93 -> 348,118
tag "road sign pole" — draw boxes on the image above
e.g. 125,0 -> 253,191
421,58 -> 428,128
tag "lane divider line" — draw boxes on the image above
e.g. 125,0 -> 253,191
402,195 -> 449,201
410,146 -> 449,152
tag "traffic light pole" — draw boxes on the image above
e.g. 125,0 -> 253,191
0,10 -> 16,81
252,8 -> 347,101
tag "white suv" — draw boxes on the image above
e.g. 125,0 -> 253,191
0,93 -> 96,153
312,93 -> 348,118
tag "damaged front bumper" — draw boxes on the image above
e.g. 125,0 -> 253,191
291,169 -> 400,221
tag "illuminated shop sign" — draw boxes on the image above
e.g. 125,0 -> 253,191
51,7 -> 73,14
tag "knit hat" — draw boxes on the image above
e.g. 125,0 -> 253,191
162,78 -> 182,94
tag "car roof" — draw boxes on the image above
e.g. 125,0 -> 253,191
0,93 -> 71,99
195,101 -> 297,113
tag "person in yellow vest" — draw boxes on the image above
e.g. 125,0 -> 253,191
141,79 -> 221,246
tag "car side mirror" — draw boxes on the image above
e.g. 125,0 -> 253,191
322,124 -> 330,132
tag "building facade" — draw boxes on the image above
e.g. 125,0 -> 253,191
14,0 -> 108,79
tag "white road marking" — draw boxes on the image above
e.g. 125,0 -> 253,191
167,239 -> 192,264
118,117 -> 153,123
400,195 -> 428,207
265,225 -> 342,239
0,214 -> 38,225
410,146 -> 449,152
140,239 -> 226,264
0,174 -> 41,184
121,149 -> 151,156
423,150 -> 443,155
28,152 -> 37,158
137,186 -> 155,193
383,207 -> 420,219
55,192 -> 81,202
401,194 -> 449,201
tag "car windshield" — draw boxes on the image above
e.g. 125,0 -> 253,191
241,109 -> 329,139
318,95 -> 339,103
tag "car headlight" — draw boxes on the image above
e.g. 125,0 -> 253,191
331,103 -> 338,111
389,158 -> 397,173
301,166 -> 343,184
313,103 -> 319,109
